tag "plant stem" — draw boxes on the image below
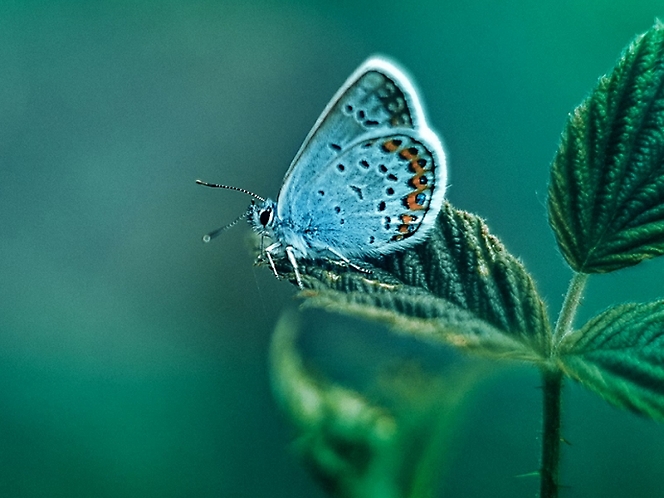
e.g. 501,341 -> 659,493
552,272 -> 589,348
540,367 -> 563,498
540,271 -> 588,498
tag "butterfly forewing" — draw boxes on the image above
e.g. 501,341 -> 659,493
277,58 -> 429,217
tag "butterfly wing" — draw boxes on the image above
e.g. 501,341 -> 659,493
283,129 -> 446,258
275,56 -> 447,259
277,57 -> 442,213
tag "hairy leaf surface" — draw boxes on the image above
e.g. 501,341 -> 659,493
549,22 -> 664,273
559,301 -> 664,421
273,202 -> 550,359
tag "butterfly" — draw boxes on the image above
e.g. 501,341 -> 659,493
198,56 -> 447,288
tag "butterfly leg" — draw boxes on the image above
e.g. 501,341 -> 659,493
285,246 -> 304,289
264,242 -> 304,288
326,247 -> 372,275
264,242 -> 282,280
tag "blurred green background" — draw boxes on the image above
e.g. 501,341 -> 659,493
2,1 -> 664,496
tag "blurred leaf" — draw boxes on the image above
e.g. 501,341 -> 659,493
549,21 -> 664,273
558,301 -> 664,421
275,202 -> 550,360
269,311 -> 480,498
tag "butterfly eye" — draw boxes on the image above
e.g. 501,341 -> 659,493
259,208 -> 273,227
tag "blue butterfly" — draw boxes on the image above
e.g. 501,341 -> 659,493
198,56 -> 447,287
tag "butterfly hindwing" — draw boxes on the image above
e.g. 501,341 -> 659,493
280,129 -> 445,258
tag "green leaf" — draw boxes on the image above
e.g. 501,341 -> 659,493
549,21 -> 664,273
558,301 -> 664,421
274,202 -> 550,360
269,310 -> 481,498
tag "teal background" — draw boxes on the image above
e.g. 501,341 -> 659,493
2,1 -> 664,496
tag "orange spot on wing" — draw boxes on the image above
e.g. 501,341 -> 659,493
405,192 -> 426,210
382,140 -> 399,152
409,160 -> 424,174
399,149 -> 415,160
411,174 -> 428,188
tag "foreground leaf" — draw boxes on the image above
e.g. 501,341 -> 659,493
275,202 -> 550,360
269,311 -> 480,498
549,22 -> 664,273
558,301 -> 664,421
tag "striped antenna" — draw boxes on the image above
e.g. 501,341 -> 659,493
201,211 -> 249,243
195,180 -> 265,202
196,179 -> 263,243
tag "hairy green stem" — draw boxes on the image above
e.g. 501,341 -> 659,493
552,272 -> 589,348
540,271 -> 588,498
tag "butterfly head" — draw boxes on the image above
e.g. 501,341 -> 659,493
247,198 -> 278,237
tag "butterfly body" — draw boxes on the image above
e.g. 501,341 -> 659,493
207,57 -> 447,287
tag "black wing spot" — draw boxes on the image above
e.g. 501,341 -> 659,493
418,158 -> 427,167
337,164 -> 345,172
378,201 -> 386,211
363,142 -> 373,148
345,104 -> 353,113
369,236 -> 375,244
330,143 -> 341,151
357,110 -> 366,119
379,164 -> 388,173
408,147 -> 418,155
386,187 -> 395,196
360,159 -> 370,168
334,206 -> 341,213
340,218 -> 345,225
387,174 -> 398,182
365,120 -> 379,126
318,190 -> 325,196
350,185 -> 363,199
